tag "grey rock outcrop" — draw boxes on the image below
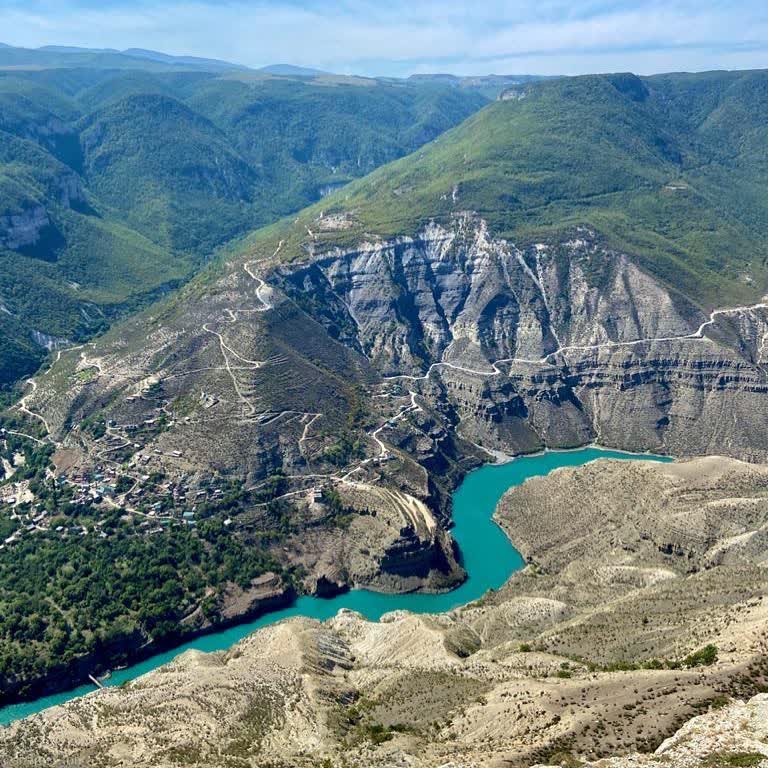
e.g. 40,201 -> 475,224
0,205 -> 51,250
278,215 -> 768,461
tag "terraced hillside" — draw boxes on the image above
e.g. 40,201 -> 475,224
0,65 -> 486,385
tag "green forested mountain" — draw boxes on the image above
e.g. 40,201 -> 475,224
285,69 -> 768,308
0,66 -> 487,386
79,93 -> 260,254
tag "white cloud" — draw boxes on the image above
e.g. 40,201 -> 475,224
0,0 -> 766,76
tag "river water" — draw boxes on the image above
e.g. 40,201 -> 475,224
0,446 -> 670,726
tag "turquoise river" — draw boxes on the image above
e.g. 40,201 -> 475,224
0,446 -> 670,726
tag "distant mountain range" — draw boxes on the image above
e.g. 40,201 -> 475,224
258,64 -> 331,77
0,43 -> 251,73
0,43 -> 338,75
0,42 -> 547,93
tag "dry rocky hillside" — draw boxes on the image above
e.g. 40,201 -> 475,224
18,215 -> 768,604
31,217 -> 768,474
3,456 -> 767,768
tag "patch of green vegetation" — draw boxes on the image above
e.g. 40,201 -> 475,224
339,703 -> 399,747
708,695 -> 732,710
531,735 -> 581,768
566,643 -> 720,674
158,745 -> 203,765
74,367 -> 98,384
0,416 -> 296,703
82,416 -> 106,439
359,723 -> 394,745
321,486 -> 357,529
705,753 -> 767,767
683,643 -> 719,668
321,433 -> 365,467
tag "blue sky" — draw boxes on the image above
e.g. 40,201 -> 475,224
0,0 -> 766,76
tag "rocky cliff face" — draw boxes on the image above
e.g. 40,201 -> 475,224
0,171 -> 85,254
33,214 -> 768,482
280,218 -> 695,372
277,215 -> 768,461
0,205 -> 51,251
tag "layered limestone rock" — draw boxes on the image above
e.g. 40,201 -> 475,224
278,219 -> 696,374
335,482 -> 463,592
497,455 -> 768,575
277,216 -> 768,460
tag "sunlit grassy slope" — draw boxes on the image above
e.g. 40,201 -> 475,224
263,70 -> 768,310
